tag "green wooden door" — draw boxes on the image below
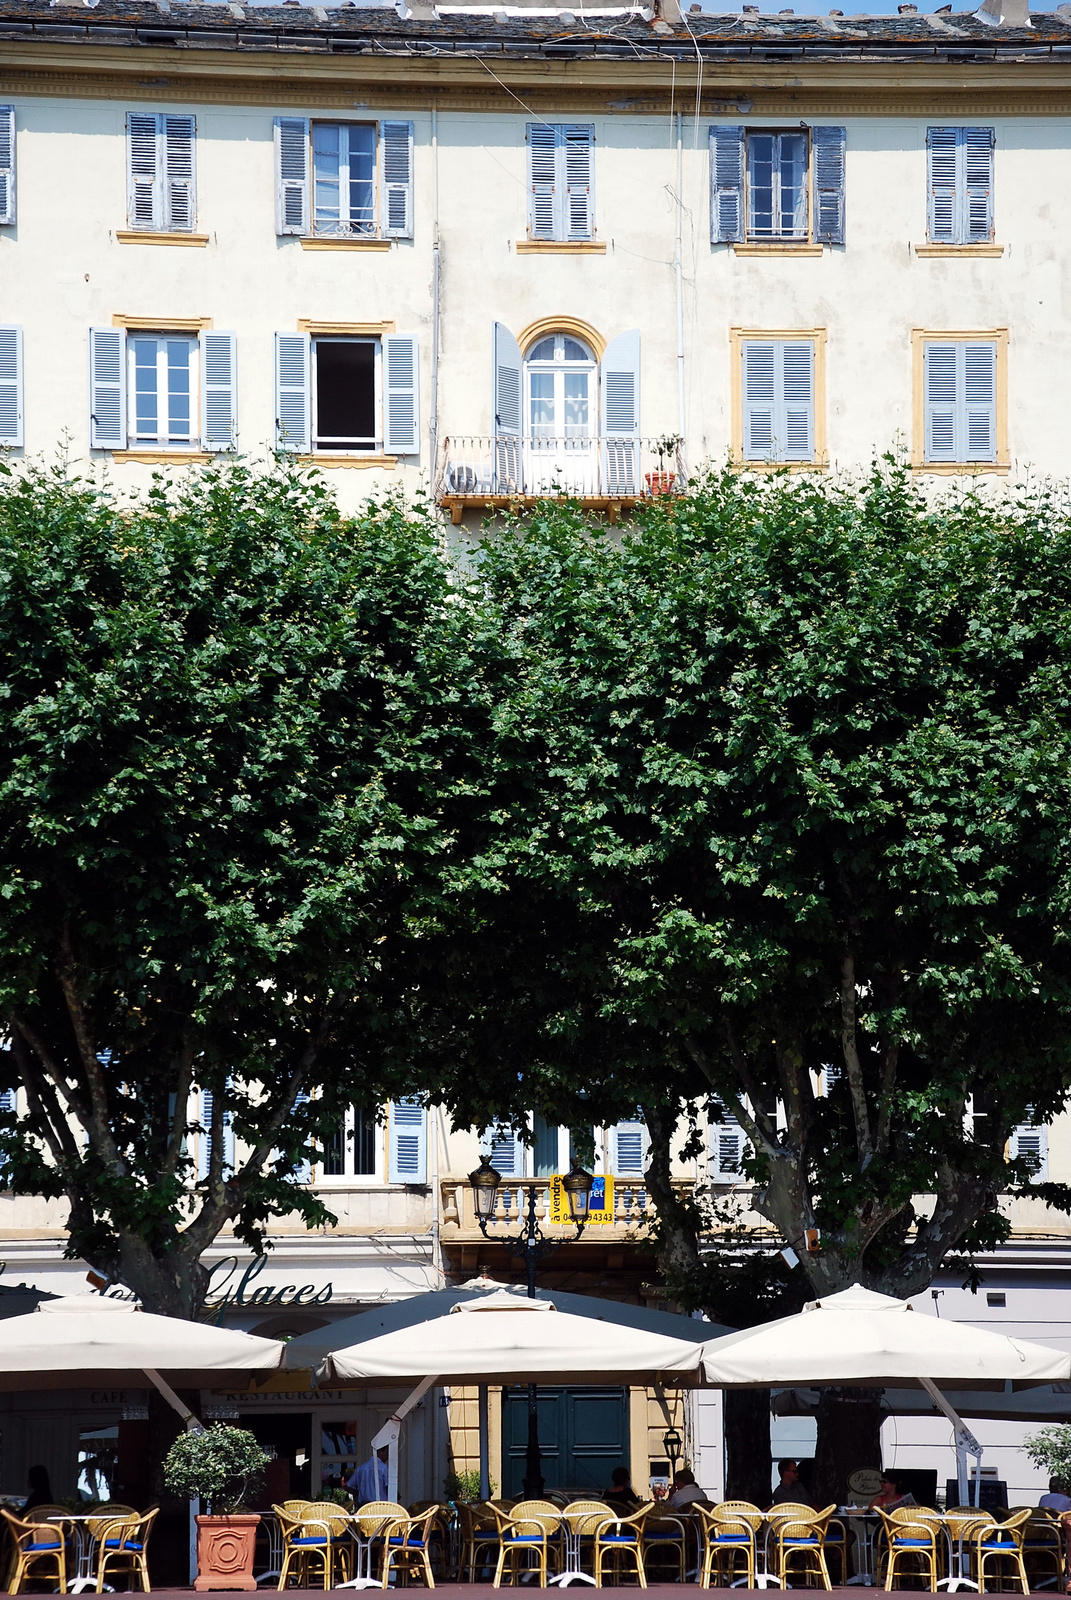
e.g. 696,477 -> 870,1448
502,1387 -> 628,1496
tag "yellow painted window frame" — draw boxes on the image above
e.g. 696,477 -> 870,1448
910,327 -> 1009,473
729,326 -> 828,471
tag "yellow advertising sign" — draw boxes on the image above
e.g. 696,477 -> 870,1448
549,1173 -> 615,1226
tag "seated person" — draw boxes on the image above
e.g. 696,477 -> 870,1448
1039,1476 -> 1071,1514
603,1467 -> 642,1510
667,1468 -> 713,1511
769,1459 -> 815,1509
869,1473 -> 915,1512
22,1465 -> 53,1514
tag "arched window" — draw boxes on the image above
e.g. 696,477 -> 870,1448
524,333 -> 597,441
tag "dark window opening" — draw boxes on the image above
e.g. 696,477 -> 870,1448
986,1292 -> 1006,1308
314,338 -> 376,450
324,1106 -> 378,1176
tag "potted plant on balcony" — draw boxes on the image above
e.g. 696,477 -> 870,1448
644,434 -> 684,497
164,1424 -> 270,1592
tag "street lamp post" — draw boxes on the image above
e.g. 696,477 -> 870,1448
662,1426 -> 683,1486
467,1154 -> 594,1497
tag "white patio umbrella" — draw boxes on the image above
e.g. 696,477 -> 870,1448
304,1289 -> 708,1522
701,1284 -> 1071,1505
0,1294 -> 286,1427
315,1288 -> 708,1387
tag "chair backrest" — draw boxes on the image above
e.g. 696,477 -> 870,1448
22,1505 -> 69,1524
697,1506 -> 754,1545
713,1501 -> 763,1532
279,1499 -> 314,1518
560,1500 -> 615,1537
778,1507 -> 834,1544
353,1501 -> 408,1538
769,1502 -> 820,1523
301,1502 -> 350,1534
595,1503 -> 653,1538
1,1508 -> 65,1549
87,1505 -> 139,1538
888,1519 -> 938,1547
96,1507 -> 158,1551
506,1500 -> 561,1537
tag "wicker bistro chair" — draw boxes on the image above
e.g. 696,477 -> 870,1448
490,1501 -> 562,1588
593,1503 -> 653,1589
380,1505 -> 439,1590
642,1511 -> 688,1584
971,1510 -> 1031,1596
349,1502 -> 409,1587
876,1510 -> 939,1593
276,1503 -> 353,1590
696,1506 -> 755,1589
1022,1509 -> 1065,1590
1,1507 -> 68,1595
773,1506 -> 836,1592
457,1500 -> 503,1582
93,1507 -> 158,1594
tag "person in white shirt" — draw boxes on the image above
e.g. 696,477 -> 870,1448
1039,1477 -> 1071,1515
667,1469 -> 713,1511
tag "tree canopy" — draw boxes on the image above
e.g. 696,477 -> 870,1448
427,462 -> 1071,1303
0,460 -> 487,1316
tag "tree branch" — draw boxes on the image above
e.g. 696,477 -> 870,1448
840,948 -> 873,1165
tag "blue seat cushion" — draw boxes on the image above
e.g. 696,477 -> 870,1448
388,1537 -> 426,1548
785,1537 -> 820,1545
893,1540 -> 932,1548
505,1535 -> 543,1544
293,1536 -> 329,1546
104,1540 -> 142,1551
601,1534 -> 637,1544
981,1542 -> 1017,1551
714,1535 -> 751,1544
26,1541 -> 62,1551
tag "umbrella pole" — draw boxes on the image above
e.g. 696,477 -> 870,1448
918,1377 -> 984,1593
143,1367 -> 205,1434
479,1385 -> 490,1501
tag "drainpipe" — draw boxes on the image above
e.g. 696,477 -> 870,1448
675,110 -> 686,460
430,107 -> 441,494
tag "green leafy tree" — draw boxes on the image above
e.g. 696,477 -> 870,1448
163,1425 -> 269,1512
421,463 -> 1071,1497
0,460 -> 485,1318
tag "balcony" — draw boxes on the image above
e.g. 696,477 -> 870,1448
437,436 -> 684,524
440,1175 -> 694,1243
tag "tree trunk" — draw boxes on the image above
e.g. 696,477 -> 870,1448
812,1387 -> 884,1508
724,1388 -> 773,1506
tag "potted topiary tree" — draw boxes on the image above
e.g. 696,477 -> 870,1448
163,1424 -> 270,1591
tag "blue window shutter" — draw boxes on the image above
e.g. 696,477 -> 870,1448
275,116 -> 310,236
389,1098 -> 427,1183
610,1121 -> 647,1175
963,340 -> 996,461
493,321 -> 522,492
600,328 -> 640,495
711,1116 -> 747,1181
198,1089 -> 234,1181
0,325 -> 23,447
384,334 -> 419,454
127,112 -> 161,231
274,331 -> 310,452
483,1123 -> 524,1177
527,122 -> 559,240
963,127 -> 994,242
781,340 -> 815,462
0,106 -> 16,226
163,114 -> 195,232
927,127 -> 958,244
89,328 -> 126,451
200,331 -> 237,451
924,341 -> 960,462
1010,1113 -> 1048,1181
742,339 -> 775,460
381,120 -> 414,238
812,126 -> 845,245
710,125 -> 745,244
563,124 -> 594,241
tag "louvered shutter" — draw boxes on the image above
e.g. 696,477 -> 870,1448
483,1123 -> 524,1177
781,341 -> 814,461
89,327 -> 126,450
610,1120 -> 647,1175
274,331 -> 310,452
0,1088 -> 13,1114
388,1098 -> 427,1183
128,112 -> 160,231
812,125 -> 845,245
927,127 -> 958,245
563,124 -> 594,241
601,328 -> 640,495
0,106 -> 16,226
963,340 -> 996,461
493,321 -> 522,492
1010,1111 -> 1048,1181
163,114 -> 195,232
820,1064 -> 842,1097
384,334 -> 419,454
275,116 -> 310,236
742,340 -> 775,460
742,339 -> 813,463
381,120 -> 413,239
0,325 -> 22,447
198,1088 -> 234,1180
527,122 -> 559,241
963,127 -> 994,243
711,1116 -> 747,1181
200,331 -> 237,451
710,125 -> 745,244
924,341 -> 958,462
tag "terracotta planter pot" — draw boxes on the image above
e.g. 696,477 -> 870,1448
194,1513 -> 260,1591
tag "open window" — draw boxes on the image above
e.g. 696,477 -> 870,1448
275,117 -> 413,239
274,331 -> 419,457
711,124 -> 845,246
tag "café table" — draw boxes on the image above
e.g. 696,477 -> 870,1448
47,1512 -> 113,1594
839,1507 -> 881,1586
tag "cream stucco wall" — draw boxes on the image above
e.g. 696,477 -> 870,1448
5,97 -> 1071,497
